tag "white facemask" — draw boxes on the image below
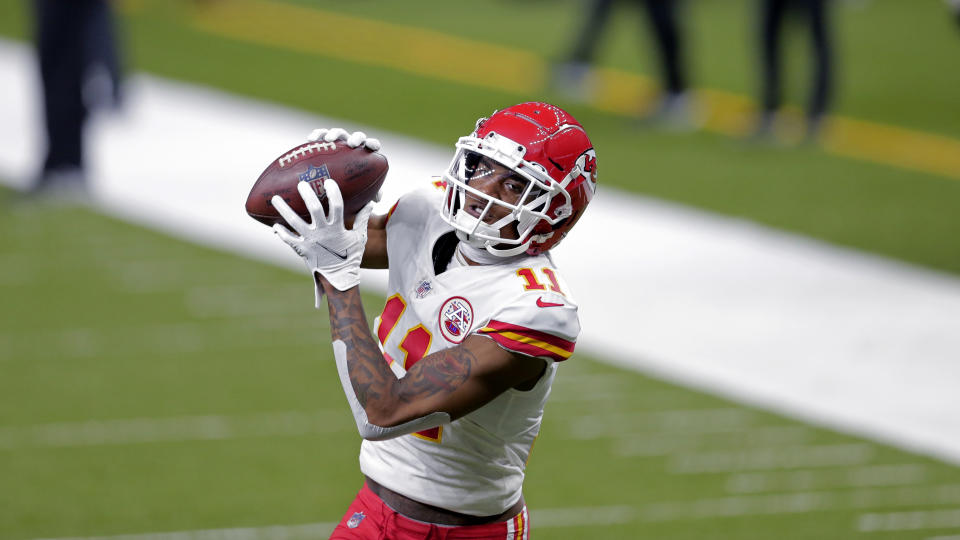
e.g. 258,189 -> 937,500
453,211 -> 501,249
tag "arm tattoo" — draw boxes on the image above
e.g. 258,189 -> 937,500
325,287 -> 473,416
397,347 -> 473,403
325,288 -> 391,407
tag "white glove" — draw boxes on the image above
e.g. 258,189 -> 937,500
272,179 -> 374,307
307,127 -> 381,152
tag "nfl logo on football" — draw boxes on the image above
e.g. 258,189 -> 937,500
299,163 -> 331,197
439,296 -> 473,343
347,511 -> 365,529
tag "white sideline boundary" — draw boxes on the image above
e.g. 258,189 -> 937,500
2,40 -> 960,466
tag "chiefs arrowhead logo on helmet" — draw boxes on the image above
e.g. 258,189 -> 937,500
576,149 -> 598,196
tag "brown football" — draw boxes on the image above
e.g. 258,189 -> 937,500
245,140 -> 388,227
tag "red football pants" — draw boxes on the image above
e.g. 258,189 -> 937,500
329,483 -> 530,539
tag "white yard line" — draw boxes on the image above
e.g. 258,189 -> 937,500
668,443 -> 877,473
566,408 -> 758,440
32,523 -> 338,540
0,411 -> 347,449
612,425 -> 812,457
30,497 -> 960,539
27,505 -> 641,540
859,509 -> 960,532
725,463 -> 931,493
2,40 -> 960,466
1,317 -> 325,359
646,485 -> 960,522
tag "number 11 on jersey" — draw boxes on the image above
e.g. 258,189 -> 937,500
376,294 -> 442,443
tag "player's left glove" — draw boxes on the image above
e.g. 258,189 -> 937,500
272,179 -> 374,307
307,127 -> 381,151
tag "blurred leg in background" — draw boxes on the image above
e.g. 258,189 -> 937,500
32,0 -> 122,196
552,0 -> 615,102
756,0 -> 832,141
553,0 -> 694,127
948,0 -> 960,29
804,0 -> 831,138
638,0 -> 694,127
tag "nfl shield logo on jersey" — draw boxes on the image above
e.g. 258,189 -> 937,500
415,279 -> 433,299
439,296 -> 473,343
347,511 -> 366,529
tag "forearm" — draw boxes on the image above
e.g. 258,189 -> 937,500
320,274 -> 480,426
321,276 -> 399,410
321,276 -> 453,438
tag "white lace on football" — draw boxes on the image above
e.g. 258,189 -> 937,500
307,127 -> 381,151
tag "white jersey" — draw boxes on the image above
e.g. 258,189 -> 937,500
358,186 -> 581,516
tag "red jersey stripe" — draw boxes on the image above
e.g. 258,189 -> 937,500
481,320 -> 576,353
480,327 -> 574,362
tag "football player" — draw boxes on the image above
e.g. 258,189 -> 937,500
271,102 -> 597,539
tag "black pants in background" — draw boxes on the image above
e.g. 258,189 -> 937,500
569,0 -> 687,95
34,0 -> 120,175
759,0 -> 832,121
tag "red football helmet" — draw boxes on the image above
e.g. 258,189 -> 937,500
440,102 -> 597,257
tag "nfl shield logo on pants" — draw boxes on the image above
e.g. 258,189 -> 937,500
347,511 -> 366,529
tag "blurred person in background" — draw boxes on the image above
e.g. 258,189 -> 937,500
753,0 -> 833,141
949,0 -> 960,28
30,0 -> 122,197
553,0 -> 695,128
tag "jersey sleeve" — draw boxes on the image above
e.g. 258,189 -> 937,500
384,183 -> 445,230
477,297 -> 580,363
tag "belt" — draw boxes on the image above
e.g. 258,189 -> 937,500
366,476 -> 524,526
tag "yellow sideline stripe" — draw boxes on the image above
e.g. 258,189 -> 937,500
162,0 -> 960,182
585,68 -> 960,181
822,116 -> 960,181
187,0 -> 544,95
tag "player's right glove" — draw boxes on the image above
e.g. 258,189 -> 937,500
272,179 -> 374,307
308,127 -> 381,151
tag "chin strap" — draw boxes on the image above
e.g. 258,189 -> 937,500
484,240 -> 533,258
453,212 -> 534,261
457,241 -> 526,264
333,340 -> 451,441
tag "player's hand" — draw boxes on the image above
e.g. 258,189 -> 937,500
307,127 -> 381,152
271,179 -> 374,306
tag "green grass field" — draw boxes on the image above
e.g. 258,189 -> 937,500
4,188 -> 960,539
2,0 -> 960,537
